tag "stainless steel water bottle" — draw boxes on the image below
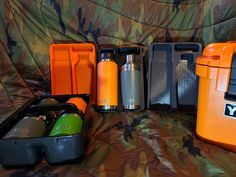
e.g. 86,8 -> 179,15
121,54 -> 141,110
3,98 -> 59,139
3,116 -> 47,139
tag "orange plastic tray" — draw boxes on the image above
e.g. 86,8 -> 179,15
50,43 -> 96,103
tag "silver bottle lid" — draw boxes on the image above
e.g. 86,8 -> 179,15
121,54 -> 140,71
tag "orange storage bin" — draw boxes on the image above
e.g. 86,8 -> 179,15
196,42 -> 236,151
50,43 -> 96,103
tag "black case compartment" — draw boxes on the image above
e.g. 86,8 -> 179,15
148,43 -> 202,111
0,94 -> 91,167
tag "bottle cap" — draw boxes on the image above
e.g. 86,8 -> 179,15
125,54 -> 135,63
39,98 -> 58,105
99,49 -> 116,61
67,97 -> 87,115
38,98 -> 59,119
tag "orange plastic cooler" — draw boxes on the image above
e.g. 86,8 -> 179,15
196,42 -> 236,151
50,43 -> 96,103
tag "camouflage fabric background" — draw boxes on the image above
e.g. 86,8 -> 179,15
1,110 -> 236,177
0,0 -> 236,176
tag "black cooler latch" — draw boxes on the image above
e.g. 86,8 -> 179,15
225,53 -> 236,100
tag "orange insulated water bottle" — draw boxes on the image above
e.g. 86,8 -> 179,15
97,49 -> 118,111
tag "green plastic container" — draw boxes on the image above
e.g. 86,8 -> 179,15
49,113 -> 83,136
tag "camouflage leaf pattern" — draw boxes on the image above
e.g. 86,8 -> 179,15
1,0 -> 236,176
0,110 -> 235,177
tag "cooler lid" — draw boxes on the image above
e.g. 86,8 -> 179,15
196,55 -> 221,67
196,42 -> 236,68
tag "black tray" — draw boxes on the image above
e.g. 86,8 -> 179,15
148,43 -> 202,111
0,94 -> 91,167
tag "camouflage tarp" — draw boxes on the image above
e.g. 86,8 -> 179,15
1,110 -> 236,177
1,0 -> 236,176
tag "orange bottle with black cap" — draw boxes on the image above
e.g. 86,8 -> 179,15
97,49 -> 118,111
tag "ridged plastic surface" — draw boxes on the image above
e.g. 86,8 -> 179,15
148,43 -> 202,110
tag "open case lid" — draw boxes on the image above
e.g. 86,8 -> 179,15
50,43 -> 96,103
148,42 -> 202,110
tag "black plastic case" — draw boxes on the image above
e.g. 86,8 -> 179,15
147,43 -> 202,111
0,94 -> 91,167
